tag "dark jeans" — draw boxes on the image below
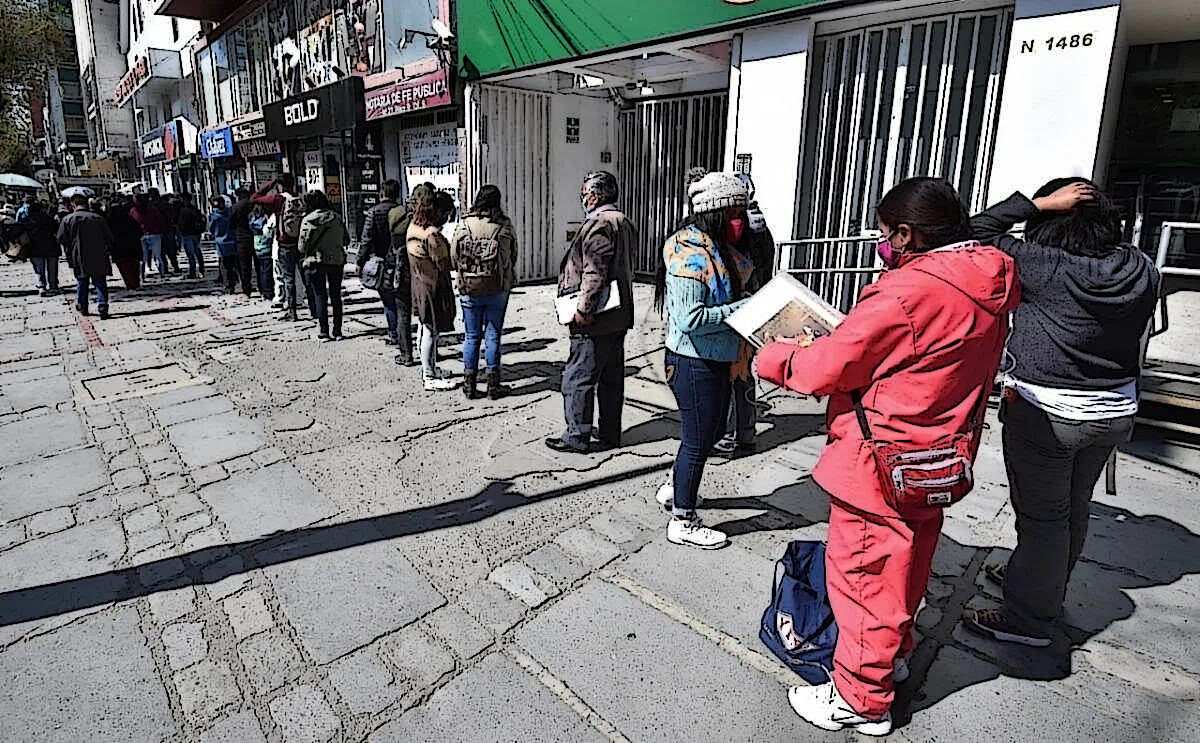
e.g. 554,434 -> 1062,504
307,263 -> 344,336
379,285 -> 398,342
460,292 -> 509,373
220,255 -> 241,294
75,274 -> 109,315
666,350 -> 731,517
560,331 -> 626,449
394,253 -> 414,360
180,234 -> 204,276
236,246 -> 254,297
1001,395 -> 1135,635
724,376 -> 757,445
254,253 -> 274,300
278,245 -> 301,311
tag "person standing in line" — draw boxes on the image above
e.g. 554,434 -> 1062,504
757,178 -> 1018,736
358,179 -> 401,346
389,182 -> 433,367
58,194 -> 115,319
207,196 -> 239,294
407,189 -> 458,390
714,173 -> 776,455
250,204 -> 275,302
176,193 -> 207,279
130,193 -> 168,280
27,202 -> 61,296
228,187 -> 257,299
159,192 -> 183,275
649,172 -> 752,548
107,196 -> 144,290
451,184 -> 519,400
298,190 -> 349,341
251,174 -> 299,309
545,171 -> 637,454
963,180 -> 1158,647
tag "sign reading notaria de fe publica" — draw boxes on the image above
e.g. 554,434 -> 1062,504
363,70 -> 452,122
263,77 -> 366,141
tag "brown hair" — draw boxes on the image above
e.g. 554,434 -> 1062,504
410,190 -> 437,228
876,177 -> 971,251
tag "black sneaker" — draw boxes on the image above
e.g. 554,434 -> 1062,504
984,563 -> 1007,586
545,437 -> 588,454
964,608 -> 1052,647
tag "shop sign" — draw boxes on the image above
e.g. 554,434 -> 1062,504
364,69 -> 452,122
263,77 -> 366,141
402,125 -> 459,168
115,56 -> 151,106
355,126 -> 384,161
200,127 -> 235,159
139,120 -> 183,165
326,175 -> 342,204
232,120 -> 267,142
238,139 -> 282,159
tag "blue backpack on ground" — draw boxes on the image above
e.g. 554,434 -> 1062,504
759,541 -> 838,685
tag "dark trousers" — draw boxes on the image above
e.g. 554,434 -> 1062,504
278,245 -> 301,312
308,263 -> 344,336
75,274 -> 109,315
115,259 -> 140,290
254,254 -> 274,300
560,331 -> 626,449
220,255 -> 241,293
379,285 -> 398,342
666,350 -> 731,516
236,246 -> 254,297
1001,395 -> 1135,635
724,376 -> 758,445
394,253 -> 414,360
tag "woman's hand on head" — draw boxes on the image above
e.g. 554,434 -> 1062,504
1033,182 -> 1095,213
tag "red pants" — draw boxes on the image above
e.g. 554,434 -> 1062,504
826,499 -> 942,719
115,260 -> 140,290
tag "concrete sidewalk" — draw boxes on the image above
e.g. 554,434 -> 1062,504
0,254 -> 1197,743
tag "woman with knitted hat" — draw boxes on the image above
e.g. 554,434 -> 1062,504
652,172 -> 753,549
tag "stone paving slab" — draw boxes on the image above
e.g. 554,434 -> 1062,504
167,410 -> 266,469
0,411 -> 87,468
0,446 -> 107,522
198,461 -> 337,543
0,519 -> 125,594
369,652 -> 607,743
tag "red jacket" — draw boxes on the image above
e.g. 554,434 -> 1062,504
756,243 -> 1020,519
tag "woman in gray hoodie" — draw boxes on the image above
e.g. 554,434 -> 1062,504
298,190 -> 349,341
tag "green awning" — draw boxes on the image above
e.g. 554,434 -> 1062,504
458,0 -> 826,80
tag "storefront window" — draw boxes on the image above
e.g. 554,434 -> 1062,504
197,47 -> 218,128
231,27 -> 252,117
247,12 -> 272,107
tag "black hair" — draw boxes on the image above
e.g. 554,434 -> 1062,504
434,191 -> 456,224
278,173 -> 296,191
71,194 -> 90,208
381,179 -> 401,201
468,184 -> 504,221
653,208 -> 744,314
304,190 -> 330,213
234,186 -> 251,200
1026,177 -> 1121,258
876,177 -> 971,251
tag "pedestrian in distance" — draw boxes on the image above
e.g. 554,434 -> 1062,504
650,172 -> 753,549
58,194 -> 116,319
408,189 -> 458,390
713,172 -> 776,456
27,202 -> 61,296
106,196 -> 144,290
130,193 -> 168,280
451,184 -> 519,401
228,187 -> 257,299
251,173 -> 301,309
388,182 -> 434,367
358,179 -> 402,346
756,177 -> 1019,736
176,193 -> 207,279
159,191 -> 183,275
207,196 -> 238,294
962,179 -> 1159,648
298,189 -> 349,342
250,204 -> 275,302
545,171 -> 637,454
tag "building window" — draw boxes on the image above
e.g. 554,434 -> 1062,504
197,47 -> 218,128
63,101 -> 84,117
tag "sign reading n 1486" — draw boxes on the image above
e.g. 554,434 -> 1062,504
1021,33 -> 1094,53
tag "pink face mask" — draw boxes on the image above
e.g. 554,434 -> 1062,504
877,231 -> 902,269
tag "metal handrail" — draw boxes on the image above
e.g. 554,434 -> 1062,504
1156,221 -> 1200,278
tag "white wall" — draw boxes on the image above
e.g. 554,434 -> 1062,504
549,93 -> 620,256
726,19 -> 813,241
987,0 -> 1123,199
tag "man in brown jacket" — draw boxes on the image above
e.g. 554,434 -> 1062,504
546,171 -> 636,454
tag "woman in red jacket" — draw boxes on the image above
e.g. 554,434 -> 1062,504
757,178 -> 1019,736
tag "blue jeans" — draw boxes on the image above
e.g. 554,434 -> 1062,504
460,292 -> 509,373
31,257 -> 59,290
666,350 -> 731,517
75,274 -> 109,315
379,285 -> 398,342
141,235 -> 165,278
180,234 -> 204,276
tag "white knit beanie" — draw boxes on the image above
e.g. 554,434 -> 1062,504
688,172 -> 748,215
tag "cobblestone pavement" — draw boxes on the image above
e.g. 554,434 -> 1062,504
1,253 -> 1198,742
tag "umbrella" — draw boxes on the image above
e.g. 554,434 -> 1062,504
60,186 -> 96,198
0,173 -> 43,190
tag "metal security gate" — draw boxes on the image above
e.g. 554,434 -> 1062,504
619,93 -> 728,275
790,8 -> 1011,309
466,85 -> 556,282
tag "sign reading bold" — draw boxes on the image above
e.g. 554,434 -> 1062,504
263,77 -> 365,141
115,56 -> 151,106
364,69 -> 452,122
200,127 -> 235,159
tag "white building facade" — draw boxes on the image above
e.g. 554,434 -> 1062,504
70,0 -> 137,179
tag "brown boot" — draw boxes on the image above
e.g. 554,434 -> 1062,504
486,372 -> 509,400
463,372 -> 483,400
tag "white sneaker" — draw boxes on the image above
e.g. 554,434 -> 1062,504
787,682 -> 892,737
893,657 -> 910,684
424,376 -> 458,392
655,479 -> 674,509
666,517 -> 728,549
